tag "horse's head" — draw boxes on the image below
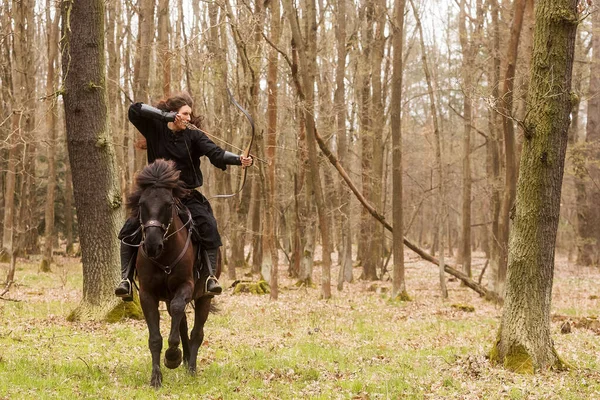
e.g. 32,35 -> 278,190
128,159 -> 190,259
139,186 -> 175,258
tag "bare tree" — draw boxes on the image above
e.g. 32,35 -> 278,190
283,0 -> 333,298
335,0 -> 353,290
577,6 -> 600,265
491,0 -> 578,372
157,0 -> 171,97
457,0 -> 484,277
40,0 -> 61,272
391,0 -> 407,300
411,0 -> 447,299
132,0 -> 155,171
493,0 -> 527,297
265,0 -> 281,300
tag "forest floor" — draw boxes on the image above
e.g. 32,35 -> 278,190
0,251 -> 599,399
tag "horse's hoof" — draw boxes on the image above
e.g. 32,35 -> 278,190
164,348 -> 182,369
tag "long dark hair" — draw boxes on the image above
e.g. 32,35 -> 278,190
127,159 -> 190,219
155,92 -> 204,128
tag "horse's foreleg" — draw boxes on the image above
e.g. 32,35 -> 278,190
139,291 -> 162,388
164,284 -> 192,370
180,314 -> 190,367
188,297 -> 212,374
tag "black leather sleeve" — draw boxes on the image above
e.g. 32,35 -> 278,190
222,151 -> 242,166
138,104 -> 177,122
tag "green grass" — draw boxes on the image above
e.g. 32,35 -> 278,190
1,256 -> 600,399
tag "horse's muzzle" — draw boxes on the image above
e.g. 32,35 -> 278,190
142,230 -> 165,259
143,242 -> 164,259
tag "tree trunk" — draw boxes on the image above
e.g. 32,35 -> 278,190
358,0 -> 376,280
487,0 -> 502,293
251,178 -> 263,275
283,0 -> 332,298
411,0 -> 447,298
494,0 -> 527,297
0,0 -> 11,253
2,0 -> 30,260
249,0 -> 265,278
577,7 -> 600,266
157,0 -> 171,97
61,0 -> 134,320
41,0 -> 60,272
335,0 -> 353,291
457,0 -> 484,278
266,0 -> 281,300
64,151 -> 75,256
491,0 -> 577,372
132,0 -> 154,171
369,0 -> 385,279
570,30 -> 586,262
391,0 -> 407,300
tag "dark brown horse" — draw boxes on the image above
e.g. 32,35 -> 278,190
128,159 -> 220,387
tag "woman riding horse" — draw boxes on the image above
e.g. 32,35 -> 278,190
115,92 -> 253,300
131,159 -> 218,387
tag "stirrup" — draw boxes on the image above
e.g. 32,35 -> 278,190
115,278 -> 132,298
205,276 -> 222,295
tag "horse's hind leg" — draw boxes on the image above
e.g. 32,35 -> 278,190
187,296 -> 212,374
165,284 -> 192,369
139,291 -> 163,388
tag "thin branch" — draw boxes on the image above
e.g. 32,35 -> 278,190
447,103 -> 488,140
262,31 -> 293,70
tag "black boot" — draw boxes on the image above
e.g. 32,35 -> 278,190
115,244 -> 138,301
203,248 -> 222,295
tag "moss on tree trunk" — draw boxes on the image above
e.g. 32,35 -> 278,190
68,297 -> 143,323
61,0 -> 139,321
491,0 -> 578,372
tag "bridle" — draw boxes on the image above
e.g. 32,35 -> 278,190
138,199 -> 194,275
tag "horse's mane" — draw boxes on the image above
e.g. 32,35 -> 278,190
127,159 -> 190,218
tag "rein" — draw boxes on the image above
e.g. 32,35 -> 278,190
140,224 -> 192,275
133,204 -> 194,275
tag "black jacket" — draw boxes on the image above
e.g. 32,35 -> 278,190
128,102 -> 230,189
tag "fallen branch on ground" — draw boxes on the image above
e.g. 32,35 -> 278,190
314,127 -> 498,300
1,280 -> 13,297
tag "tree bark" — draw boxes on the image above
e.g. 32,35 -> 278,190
132,0 -> 154,171
358,0 -> 376,280
40,1 -> 60,272
491,0 -> 577,372
577,7 -> 600,265
266,0 -> 281,300
61,0 -> 133,320
487,0 -> 502,294
157,0 -> 171,97
390,0 -> 407,300
370,0 -> 386,280
334,0 -> 353,291
64,151 -> 75,256
494,0 -> 527,297
457,0 -> 484,278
